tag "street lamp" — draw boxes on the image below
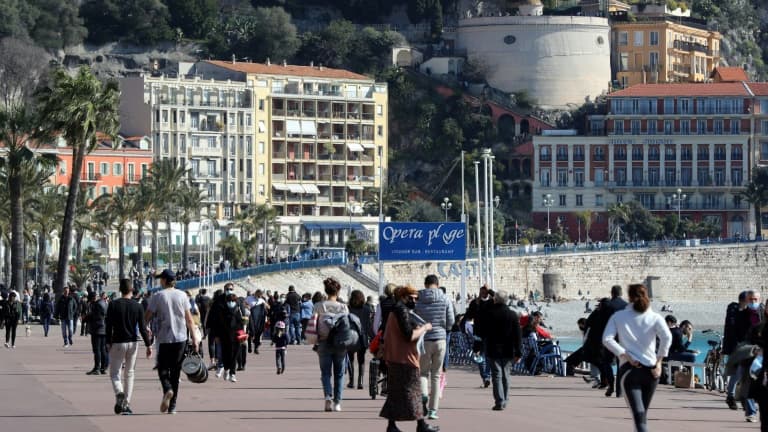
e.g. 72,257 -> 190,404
667,188 -> 686,233
441,197 -> 453,221
543,193 -> 555,235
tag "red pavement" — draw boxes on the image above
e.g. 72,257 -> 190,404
0,327 -> 759,432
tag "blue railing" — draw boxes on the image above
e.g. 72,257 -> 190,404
172,257 -> 346,291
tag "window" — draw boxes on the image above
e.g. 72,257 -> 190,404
377,105 -> 383,115
614,120 -> 624,135
762,142 -> 768,160
113,163 -> 123,175
616,194 -> 624,203
100,186 -> 108,196
681,120 -> 690,135
679,99 -> 691,114
615,146 -> 627,160
649,52 -> 659,68
647,120 -> 657,135
258,120 -> 266,133
540,168 -> 551,187
634,31 -> 643,46
714,145 -> 726,161
574,169 -> 584,187
557,168 -> 568,187
162,110 -> 168,123
575,195 -> 583,207
246,114 -> 252,126
558,194 -> 566,207
377,125 -> 384,136
258,163 -> 265,175
59,161 -> 66,174
618,32 -> 628,46
732,146 -> 743,160
540,146 -> 551,161
650,31 -> 659,46
697,119 -> 707,134
697,145 -> 709,160
732,168 -> 743,186
180,135 -> 186,153
762,100 -> 768,115
619,53 -> 629,72
698,167 -> 710,185
638,193 -> 655,210
594,147 -> 605,161
714,119 -> 724,134
632,146 -> 643,161
632,167 -> 643,186
664,120 -> 673,135
665,146 -> 675,160
714,168 -> 725,186
556,146 -> 568,161
730,119 -> 740,134
258,99 -> 265,111
573,146 -> 585,161
190,159 -> 199,176
594,169 -> 604,186
648,168 -> 659,186
681,147 -> 692,161
665,168 -> 676,186
191,136 -> 200,148
179,111 -> 185,124
681,167 -> 692,186
246,138 -> 253,155
100,162 -> 109,176
762,120 -> 768,135
664,98 -> 674,114
246,163 -> 253,179
258,141 -> 265,154
259,184 -> 265,196
631,120 -> 640,134
207,183 -> 216,201
614,168 -> 626,186
596,194 -> 604,207
162,133 -> 169,153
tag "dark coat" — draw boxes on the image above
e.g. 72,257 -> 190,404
55,295 -> 78,321
208,298 -> 244,341
378,295 -> 396,333
87,300 -> 108,335
483,302 -> 522,359
469,297 -> 497,340
583,299 -> 616,362
248,301 -> 267,335
350,304 -> 375,346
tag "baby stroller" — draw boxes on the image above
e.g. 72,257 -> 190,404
368,358 -> 388,399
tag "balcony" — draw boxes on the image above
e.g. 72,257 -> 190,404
573,154 -> 585,162
81,173 -> 101,182
539,154 -> 551,161
124,174 -> 140,184
672,40 -> 717,57
556,154 -> 568,162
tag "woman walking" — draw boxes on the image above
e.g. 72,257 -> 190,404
603,284 -> 671,432
380,285 -> 439,432
208,284 -> 244,382
348,289 -> 374,389
40,293 -> 54,337
4,292 -> 21,348
314,278 -> 349,412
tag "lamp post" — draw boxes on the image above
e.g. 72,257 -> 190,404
667,188 -> 686,234
441,197 -> 453,221
473,161 -> 483,287
543,193 -> 555,235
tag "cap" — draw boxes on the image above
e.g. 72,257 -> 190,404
154,269 -> 176,281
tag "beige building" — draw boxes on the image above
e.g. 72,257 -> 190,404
612,18 -> 721,88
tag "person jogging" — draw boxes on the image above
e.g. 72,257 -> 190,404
602,284 -> 671,432
106,278 -> 152,415
144,269 -> 200,414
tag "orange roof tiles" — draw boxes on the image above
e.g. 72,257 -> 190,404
205,60 -> 371,81
609,82 -> 750,98
748,83 -> 768,96
712,67 -> 749,83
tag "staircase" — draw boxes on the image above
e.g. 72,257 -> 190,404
338,264 -> 380,292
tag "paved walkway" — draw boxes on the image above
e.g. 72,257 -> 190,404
0,327 -> 759,432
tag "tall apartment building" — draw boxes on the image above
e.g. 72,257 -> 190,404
611,15 -> 721,88
532,81 -> 759,240
120,60 -> 388,249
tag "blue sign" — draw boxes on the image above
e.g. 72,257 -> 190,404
379,222 -> 467,261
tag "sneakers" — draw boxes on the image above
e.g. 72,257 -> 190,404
86,369 -> 100,375
324,399 -> 332,412
483,379 -> 491,388
229,374 -> 237,383
160,390 -> 174,413
333,402 -> 342,412
114,392 -> 126,414
100,369 -> 107,375
747,415 -> 758,423
427,410 -> 439,419
726,396 -> 738,410
167,407 -> 177,415
121,406 -> 133,415
63,343 -> 69,348
3,343 -> 8,348
215,367 -> 224,379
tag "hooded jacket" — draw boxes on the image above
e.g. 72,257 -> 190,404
414,287 -> 455,341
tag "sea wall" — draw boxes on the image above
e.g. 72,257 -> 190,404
382,243 -> 768,302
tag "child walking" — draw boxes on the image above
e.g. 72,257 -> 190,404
274,321 -> 288,374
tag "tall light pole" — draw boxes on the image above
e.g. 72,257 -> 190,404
474,161 -> 483,287
543,193 -> 555,235
667,188 -> 686,235
377,146 -> 385,296
441,197 -> 452,221
482,149 -> 491,286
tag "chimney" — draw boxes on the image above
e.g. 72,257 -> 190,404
266,57 -> 271,66
283,59 -> 287,67
310,61 -> 314,68
231,54 -> 236,64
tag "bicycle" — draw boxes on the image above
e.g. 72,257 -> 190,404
702,329 -> 726,393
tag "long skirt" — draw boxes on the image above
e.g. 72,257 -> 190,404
379,362 -> 422,421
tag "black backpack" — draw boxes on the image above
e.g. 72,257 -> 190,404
325,313 -> 363,351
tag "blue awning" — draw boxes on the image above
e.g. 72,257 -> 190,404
303,222 -> 367,231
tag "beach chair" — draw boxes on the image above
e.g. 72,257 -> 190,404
513,334 -> 566,376
447,331 -> 474,366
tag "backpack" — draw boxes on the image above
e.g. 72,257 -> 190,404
42,301 -> 52,317
325,313 -> 363,351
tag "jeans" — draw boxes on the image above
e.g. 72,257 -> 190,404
478,341 -> 491,381
109,342 -> 139,403
157,342 -> 186,409
419,339 -> 447,412
276,349 -> 286,371
41,316 -> 51,336
732,365 -> 758,416
318,342 -> 347,403
5,323 -> 17,346
489,357 -> 513,406
619,364 -> 658,432
60,319 -> 74,345
21,304 -> 28,324
289,313 -> 302,344
91,334 -> 109,370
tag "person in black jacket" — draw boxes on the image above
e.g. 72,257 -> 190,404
106,279 -> 151,415
248,290 -> 268,355
285,285 -> 302,345
86,291 -> 109,375
208,283 -> 244,382
55,287 -> 78,347
584,298 -> 616,396
483,290 -> 522,411
466,285 -> 495,387
348,289 -> 375,390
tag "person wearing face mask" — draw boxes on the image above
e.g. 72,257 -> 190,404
464,285 -> 495,388
207,283 -> 244,382
729,290 -> 762,422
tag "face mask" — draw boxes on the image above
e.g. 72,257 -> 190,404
227,301 -> 236,309
749,302 -> 761,310
405,299 -> 416,309
225,290 -> 233,296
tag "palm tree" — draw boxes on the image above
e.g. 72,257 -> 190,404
740,182 -> 768,238
0,105 -> 57,291
251,203 -> 277,264
575,209 -> 594,243
37,66 -> 120,294
607,202 -> 630,242
132,181 -> 155,278
145,159 -> 188,270
233,205 -> 256,243
30,186 -> 66,287
93,188 -> 136,279
72,187 -> 99,265
176,183 -> 206,272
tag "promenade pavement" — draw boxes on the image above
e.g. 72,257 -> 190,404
0,327 -> 759,432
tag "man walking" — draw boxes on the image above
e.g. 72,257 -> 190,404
144,269 -> 200,414
414,274 -> 455,420
106,279 -> 152,415
85,291 -> 109,375
466,285 -> 495,387
285,285 -> 302,344
55,286 -> 78,347
483,290 -> 522,410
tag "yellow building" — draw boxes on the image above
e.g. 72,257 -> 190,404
612,18 -> 721,88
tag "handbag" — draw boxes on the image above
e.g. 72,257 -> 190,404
673,367 -> 694,389
235,328 -> 248,343
369,330 -> 383,354
305,313 -> 318,345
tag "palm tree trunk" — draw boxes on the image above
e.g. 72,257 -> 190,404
75,230 -> 84,264
3,237 -> 10,287
166,216 -> 173,271
151,218 -> 159,270
118,228 -> 125,279
136,217 -> 144,277
182,221 -> 189,272
755,204 -> 763,239
55,148 -> 85,294
9,173 -> 25,292
37,229 -> 46,287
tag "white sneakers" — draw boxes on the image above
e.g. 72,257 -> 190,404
215,367 -> 224,379
333,403 -> 342,412
229,374 -> 237,383
160,390 -> 174,413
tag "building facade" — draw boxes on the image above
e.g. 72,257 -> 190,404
533,82 -> 758,240
612,16 -> 721,88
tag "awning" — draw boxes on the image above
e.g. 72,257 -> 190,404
303,221 -> 366,231
303,184 -> 320,194
287,184 -> 304,193
347,143 -> 364,152
361,142 -> 376,149
348,184 -> 364,190
301,120 -> 317,136
272,183 -> 288,191
286,120 -> 301,135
